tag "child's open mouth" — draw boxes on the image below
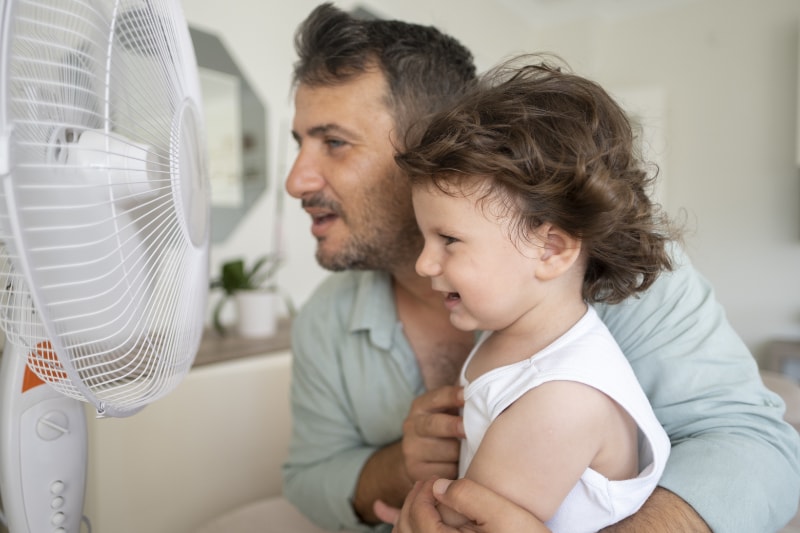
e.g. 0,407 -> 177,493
443,292 -> 461,309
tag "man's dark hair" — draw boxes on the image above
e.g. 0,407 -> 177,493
293,3 -> 476,141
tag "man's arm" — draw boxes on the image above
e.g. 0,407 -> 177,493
282,314 -> 377,531
285,361 -> 463,529
282,273 -> 407,532
596,245 -> 800,532
353,441 -> 412,523
357,385 -> 464,523
397,480 -> 710,533
601,487 -> 710,533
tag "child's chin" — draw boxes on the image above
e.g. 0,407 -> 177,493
449,313 -> 478,332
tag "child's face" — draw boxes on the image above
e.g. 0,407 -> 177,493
412,182 -> 544,333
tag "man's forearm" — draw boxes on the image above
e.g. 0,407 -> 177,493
352,440 -> 414,524
601,487 -> 711,533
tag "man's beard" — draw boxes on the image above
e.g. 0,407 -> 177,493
312,183 -> 422,272
316,214 -> 422,272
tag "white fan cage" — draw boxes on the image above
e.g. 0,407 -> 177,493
0,0 -> 209,417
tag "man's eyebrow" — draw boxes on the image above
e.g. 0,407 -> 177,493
296,123 -> 359,139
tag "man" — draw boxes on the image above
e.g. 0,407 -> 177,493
282,4 -> 800,532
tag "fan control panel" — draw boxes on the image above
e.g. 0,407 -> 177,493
19,393 -> 87,533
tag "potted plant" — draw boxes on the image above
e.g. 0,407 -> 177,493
210,254 -> 283,337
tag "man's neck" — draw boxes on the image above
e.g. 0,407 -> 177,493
391,264 -> 474,389
391,264 -> 448,314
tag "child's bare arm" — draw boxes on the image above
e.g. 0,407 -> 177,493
465,380 -> 620,522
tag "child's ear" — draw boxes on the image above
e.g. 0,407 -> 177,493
533,224 -> 582,281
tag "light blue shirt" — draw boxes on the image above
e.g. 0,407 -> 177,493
283,248 -> 800,532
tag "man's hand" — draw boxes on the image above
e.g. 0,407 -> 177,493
600,487 -> 711,533
353,385 -> 465,524
393,477 -> 550,533
392,478 -> 463,533
402,385 -> 465,482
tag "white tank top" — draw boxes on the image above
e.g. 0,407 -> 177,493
459,306 -> 670,533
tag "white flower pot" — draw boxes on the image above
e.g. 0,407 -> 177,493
234,290 -> 278,338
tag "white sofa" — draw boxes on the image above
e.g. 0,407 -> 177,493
84,350 -> 294,533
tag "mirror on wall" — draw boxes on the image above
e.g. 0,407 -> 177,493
189,27 -> 267,243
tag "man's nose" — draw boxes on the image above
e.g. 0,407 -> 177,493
285,147 -> 325,199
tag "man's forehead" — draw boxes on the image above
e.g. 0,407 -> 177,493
295,69 -> 389,108
292,75 -> 394,137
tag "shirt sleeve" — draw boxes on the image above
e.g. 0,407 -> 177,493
281,280 -> 385,533
596,245 -> 800,532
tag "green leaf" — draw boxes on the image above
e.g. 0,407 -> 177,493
209,253 -> 295,335
210,255 -> 284,295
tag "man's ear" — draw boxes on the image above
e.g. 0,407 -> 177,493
533,224 -> 582,281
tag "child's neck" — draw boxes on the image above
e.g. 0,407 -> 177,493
465,297 -> 588,382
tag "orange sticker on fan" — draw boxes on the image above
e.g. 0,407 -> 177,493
22,341 -> 68,393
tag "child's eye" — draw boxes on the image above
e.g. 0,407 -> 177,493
441,234 -> 457,245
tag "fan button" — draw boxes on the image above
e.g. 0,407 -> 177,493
51,512 -> 66,526
51,480 -> 65,495
51,496 -> 65,509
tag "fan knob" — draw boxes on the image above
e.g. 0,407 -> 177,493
36,410 -> 70,440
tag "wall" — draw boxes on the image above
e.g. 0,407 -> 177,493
528,0 -> 800,358
184,0 -> 800,361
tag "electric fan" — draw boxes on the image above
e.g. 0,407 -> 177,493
0,0 -> 210,530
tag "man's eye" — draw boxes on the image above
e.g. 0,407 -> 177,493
325,138 -> 346,149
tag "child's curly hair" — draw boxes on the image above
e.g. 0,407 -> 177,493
396,54 -> 681,304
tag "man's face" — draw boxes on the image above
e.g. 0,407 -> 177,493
286,70 -> 422,272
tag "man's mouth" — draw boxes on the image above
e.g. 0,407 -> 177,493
308,210 -> 338,238
311,211 -> 337,226
302,199 -> 341,238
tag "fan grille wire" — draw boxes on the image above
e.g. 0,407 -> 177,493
0,0 -> 209,416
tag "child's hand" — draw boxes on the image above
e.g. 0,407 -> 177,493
374,498 -> 401,525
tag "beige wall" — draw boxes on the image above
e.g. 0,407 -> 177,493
186,0 -> 800,361
531,0 -> 800,359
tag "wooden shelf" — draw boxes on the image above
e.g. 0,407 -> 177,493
193,317 -> 292,367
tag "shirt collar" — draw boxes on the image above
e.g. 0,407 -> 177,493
349,270 -> 397,351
